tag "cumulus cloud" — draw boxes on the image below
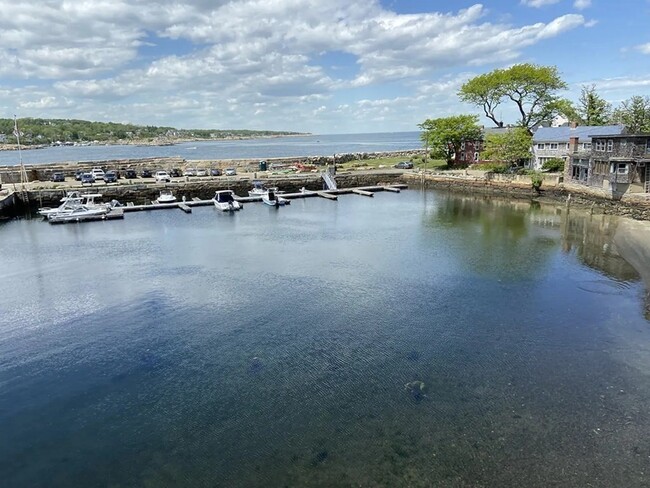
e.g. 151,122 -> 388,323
520,0 -> 560,7
637,43 -> 650,54
574,0 -> 592,9
0,0 -> 589,131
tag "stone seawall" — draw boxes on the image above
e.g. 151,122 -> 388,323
0,150 -> 424,184
405,172 -> 650,221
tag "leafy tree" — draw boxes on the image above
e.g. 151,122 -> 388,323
576,85 -> 611,125
418,115 -> 482,166
612,96 -> 650,133
459,63 -> 568,133
481,127 -> 532,166
541,158 -> 565,172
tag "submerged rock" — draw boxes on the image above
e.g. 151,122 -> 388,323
404,380 -> 427,402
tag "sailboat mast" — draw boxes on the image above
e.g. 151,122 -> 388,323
13,115 -> 27,186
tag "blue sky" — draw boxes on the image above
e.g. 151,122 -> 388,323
0,0 -> 648,134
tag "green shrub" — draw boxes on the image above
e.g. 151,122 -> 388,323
541,158 -> 565,172
531,172 -> 543,192
479,162 -> 509,173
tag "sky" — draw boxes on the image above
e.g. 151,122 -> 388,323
0,0 -> 649,134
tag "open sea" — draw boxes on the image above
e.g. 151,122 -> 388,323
0,132 -> 422,166
1,190 -> 650,487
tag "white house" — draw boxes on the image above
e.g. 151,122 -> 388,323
531,124 -> 625,170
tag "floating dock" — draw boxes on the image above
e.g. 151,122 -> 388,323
42,184 -> 407,223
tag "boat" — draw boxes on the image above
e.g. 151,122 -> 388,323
213,190 -> 242,211
262,188 -> 291,207
47,204 -> 111,223
38,192 -> 111,217
249,180 -> 285,197
155,190 -> 176,204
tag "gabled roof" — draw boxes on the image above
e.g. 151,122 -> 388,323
533,124 -> 625,143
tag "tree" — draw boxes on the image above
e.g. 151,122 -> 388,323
481,127 -> 532,166
458,63 -> 568,133
576,85 -> 611,126
418,115 -> 482,166
612,96 -> 650,133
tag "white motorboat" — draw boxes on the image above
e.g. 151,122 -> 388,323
249,180 -> 285,197
262,188 -> 290,207
155,190 -> 176,204
213,190 -> 242,211
38,192 -> 111,217
47,204 -> 111,223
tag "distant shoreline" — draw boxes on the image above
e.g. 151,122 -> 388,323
0,133 -> 311,152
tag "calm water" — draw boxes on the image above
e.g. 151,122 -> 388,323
0,132 -> 422,166
1,190 -> 650,487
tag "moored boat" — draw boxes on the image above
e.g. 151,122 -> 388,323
262,188 -> 290,207
213,190 -> 242,211
155,190 -> 177,204
38,192 -> 111,217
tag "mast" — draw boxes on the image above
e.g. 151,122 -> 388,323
13,115 -> 28,186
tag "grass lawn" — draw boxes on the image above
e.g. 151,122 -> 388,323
337,155 -> 447,171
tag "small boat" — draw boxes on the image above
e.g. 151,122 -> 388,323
47,205 -> 111,223
155,190 -> 176,204
249,180 -> 285,197
213,190 -> 242,211
262,188 -> 290,207
38,192 -> 111,217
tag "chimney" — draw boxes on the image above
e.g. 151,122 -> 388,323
569,136 -> 579,153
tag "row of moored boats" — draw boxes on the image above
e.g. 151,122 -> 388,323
38,182 -> 293,222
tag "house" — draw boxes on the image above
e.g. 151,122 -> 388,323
452,127 -> 516,166
575,133 -> 650,195
531,124 -> 625,170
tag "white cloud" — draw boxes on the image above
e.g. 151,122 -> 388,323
520,0 -> 560,7
0,1 -> 590,132
573,0 -> 592,9
637,43 -> 650,55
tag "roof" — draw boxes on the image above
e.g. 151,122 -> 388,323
533,125 -> 625,143
589,133 -> 650,139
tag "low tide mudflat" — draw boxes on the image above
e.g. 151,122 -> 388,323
1,190 -> 649,487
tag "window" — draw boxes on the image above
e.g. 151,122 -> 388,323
566,143 -> 570,150
607,139 -> 613,152
537,143 -> 545,150
646,140 -> 650,153
550,143 -> 558,150
460,152 -> 465,161
474,152 -> 479,162
595,140 -> 606,151
583,143 -> 592,150
461,142 -> 466,150
610,163 -> 628,175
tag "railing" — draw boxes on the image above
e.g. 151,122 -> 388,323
322,170 -> 337,190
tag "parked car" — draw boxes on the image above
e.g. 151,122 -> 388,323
210,168 -> 222,176
103,171 -> 118,183
395,161 -> 413,169
184,167 -> 197,176
80,173 -> 95,184
124,168 -> 138,179
141,169 -> 153,178
91,167 -> 105,180
225,168 -> 237,176
75,170 -> 85,181
196,168 -> 207,177
50,172 -> 65,182
170,168 -> 183,177
155,171 -> 171,183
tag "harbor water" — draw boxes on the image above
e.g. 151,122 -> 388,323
0,132 -> 422,166
1,190 -> 650,487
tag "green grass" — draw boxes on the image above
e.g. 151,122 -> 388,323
338,156 -> 447,170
